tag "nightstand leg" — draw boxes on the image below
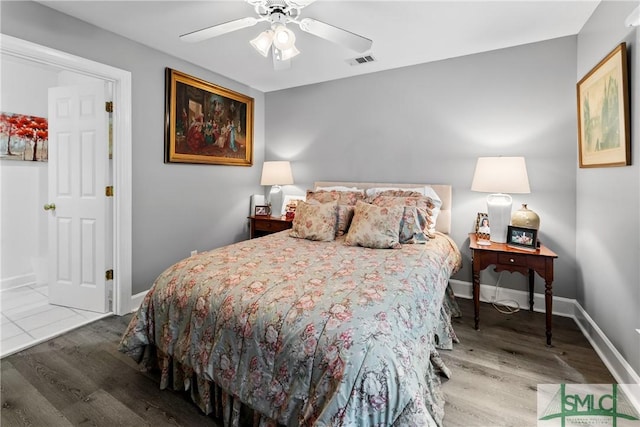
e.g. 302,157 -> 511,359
473,268 -> 480,330
528,270 -> 534,311
545,279 -> 553,346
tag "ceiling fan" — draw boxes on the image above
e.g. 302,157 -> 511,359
180,0 -> 373,70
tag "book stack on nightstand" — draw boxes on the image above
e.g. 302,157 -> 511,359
248,215 -> 293,239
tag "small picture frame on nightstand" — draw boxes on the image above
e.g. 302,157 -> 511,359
475,212 -> 491,245
507,225 -> 538,251
255,205 -> 271,216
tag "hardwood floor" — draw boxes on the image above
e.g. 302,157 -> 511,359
440,298 -> 615,426
1,297 -> 614,426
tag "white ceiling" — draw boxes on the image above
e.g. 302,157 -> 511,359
37,0 -> 600,93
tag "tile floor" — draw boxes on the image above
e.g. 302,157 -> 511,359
1,283 -> 110,358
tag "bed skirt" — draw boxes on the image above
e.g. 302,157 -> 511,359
133,342 -> 455,427
137,344 -> 279,427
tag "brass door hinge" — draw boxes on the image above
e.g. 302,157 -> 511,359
105,186 -> 114,197
105,269 -> 114,281
105,101 -> 113,113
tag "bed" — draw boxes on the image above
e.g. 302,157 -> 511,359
119,182 -> 462,427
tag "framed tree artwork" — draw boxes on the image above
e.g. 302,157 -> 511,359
165,68 -> 254,166
577,43 -> 630,168
0,112 -> 48,162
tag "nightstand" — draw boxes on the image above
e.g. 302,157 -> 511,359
469,233 -> 558,345
248,216 -> 293,239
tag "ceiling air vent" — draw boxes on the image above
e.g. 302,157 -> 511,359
348,54 -> 376,66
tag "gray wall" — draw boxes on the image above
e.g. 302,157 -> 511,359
1,1 -> 267,294
576,0 -> 639,379
3,1 -> 637,378
266,36 -> 579,298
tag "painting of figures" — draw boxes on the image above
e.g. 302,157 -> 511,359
165,68 -> 254,166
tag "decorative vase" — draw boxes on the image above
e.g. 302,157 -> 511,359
511,203 -> 540,230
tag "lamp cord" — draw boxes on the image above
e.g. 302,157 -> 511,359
488,272 -> 521,315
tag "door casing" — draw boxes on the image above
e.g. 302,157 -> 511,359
0,34 -> 133,315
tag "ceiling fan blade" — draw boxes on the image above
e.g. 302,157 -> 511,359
298,18 -> 372,53
288,0 -> 317,9
180,17 -> 259,43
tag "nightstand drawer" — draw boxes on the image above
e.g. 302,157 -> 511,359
497,253 -> 546,269
249,216 -> 293,239
254,218 -> 290,232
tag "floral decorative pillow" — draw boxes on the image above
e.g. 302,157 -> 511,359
306,190 -> 364,235
372,193 -> 435,209
306,189 -> 365,205
336,205 -> 356,236
371,189 -> 425,199
364,187 -> 425,199
289,201 -> 338,241
363,187 -> 443,234
370,195 -> 435,238
306,190 -> 340,204
399,206 -> 429,244
344,201 -> 404,249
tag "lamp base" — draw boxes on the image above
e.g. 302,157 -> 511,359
268,185 -> 283,217
487,193 -> 512,243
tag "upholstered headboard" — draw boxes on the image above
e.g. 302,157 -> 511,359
313,181 -> 452,234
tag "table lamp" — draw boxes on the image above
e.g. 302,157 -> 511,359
260,161 -> 294,215
471,157 -> 531,243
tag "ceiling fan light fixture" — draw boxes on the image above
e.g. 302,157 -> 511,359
277,44 -> 300,61
250,29 -> 274,57
273,24 -> 296,50
182,0 -> 374,69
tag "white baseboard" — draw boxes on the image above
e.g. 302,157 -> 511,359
129,290 -> 148,313
572,303 -> 640,410
450,279 -> 640,411
0,273 -> 36,292
449,279 -> 575,317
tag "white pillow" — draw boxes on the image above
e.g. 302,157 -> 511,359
423,186 -> 442,234
314,185 -> 362,192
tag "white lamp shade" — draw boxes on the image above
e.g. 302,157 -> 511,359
250,30 -> 274,57
260,161 -> 294,186
471,157 -> 531,194
471,156 -> 530,243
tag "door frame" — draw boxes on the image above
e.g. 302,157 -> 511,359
1,34 -> 133,315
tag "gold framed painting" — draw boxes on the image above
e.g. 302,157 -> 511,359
577,43 -> 630,168
165,68 -> 254,166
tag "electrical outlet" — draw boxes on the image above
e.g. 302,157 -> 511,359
191,250 -> 197,257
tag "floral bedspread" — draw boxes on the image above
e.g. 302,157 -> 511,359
119,231 -> 462,427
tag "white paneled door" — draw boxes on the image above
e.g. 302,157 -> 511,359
47,83 -> 110,313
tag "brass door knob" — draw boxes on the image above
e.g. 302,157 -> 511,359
44,203 -> 56,211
